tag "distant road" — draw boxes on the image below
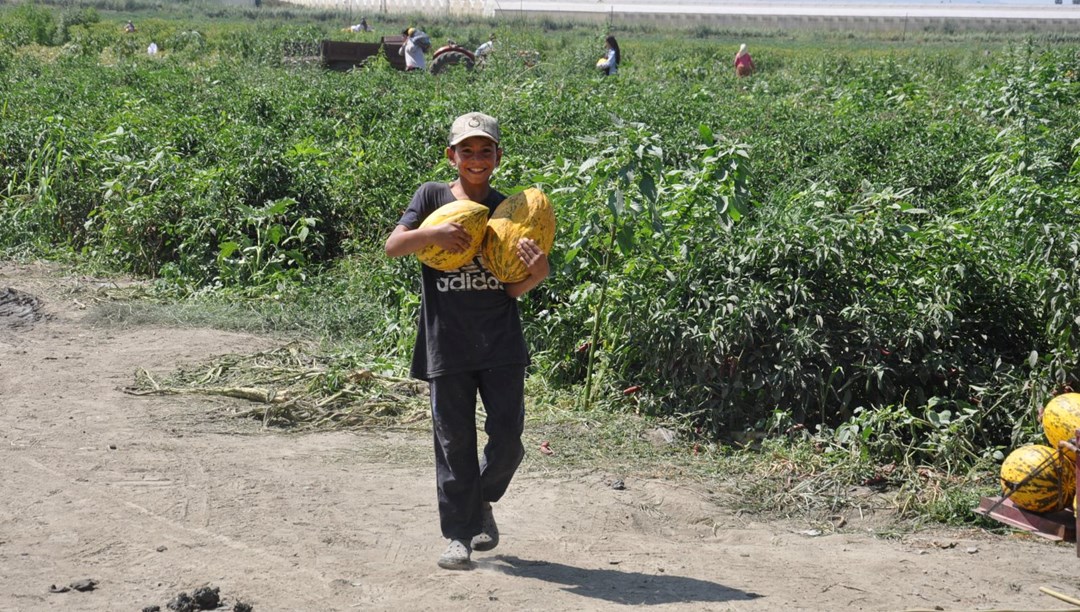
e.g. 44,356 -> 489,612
490,0 -> 1080,29
279,0 -> 1080,28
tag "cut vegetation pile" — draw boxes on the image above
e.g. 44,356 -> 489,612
125,343 -> 430,429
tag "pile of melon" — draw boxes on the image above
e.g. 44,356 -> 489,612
416,187 -> 556,282
1000,393 -> 1080,513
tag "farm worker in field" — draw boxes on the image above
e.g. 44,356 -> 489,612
345,18 -> 370,33
147,42 -> 158,55
399,27 -> 426,71
475,33 -> 495,58
384,112 -> 550,570
734,43 -> 755,77
124,20 -> 136,33
596,35 -> 620,76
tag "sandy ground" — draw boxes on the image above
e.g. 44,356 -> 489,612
2,260 -> 1078,612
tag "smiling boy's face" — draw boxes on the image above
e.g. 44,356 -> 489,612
447,136 -> 501,188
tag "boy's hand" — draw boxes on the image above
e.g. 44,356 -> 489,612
432,222 -> 473,253
516,238 -> 549,279
503,238 -> 550,298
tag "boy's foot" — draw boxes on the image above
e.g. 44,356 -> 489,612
437,539 -> 472,570
471,502 -> 499,552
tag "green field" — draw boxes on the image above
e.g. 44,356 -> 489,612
3,2 -> 1079,523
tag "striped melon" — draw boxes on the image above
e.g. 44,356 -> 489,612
1042,393 -> 1080,462
481,188 -> 555,284
416,200 -> 489,271
999,444 -> 1074,513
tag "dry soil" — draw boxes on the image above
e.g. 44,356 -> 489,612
1,261 -> 1077,612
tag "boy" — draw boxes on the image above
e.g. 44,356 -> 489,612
384,112 -> 549,569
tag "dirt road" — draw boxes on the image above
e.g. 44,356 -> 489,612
1,261 -> 1076,611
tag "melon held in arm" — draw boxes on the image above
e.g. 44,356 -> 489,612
481,188 -> 555,284
416,200 -> 490,271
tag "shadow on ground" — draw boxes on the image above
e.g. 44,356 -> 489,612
483,555 -> 762,606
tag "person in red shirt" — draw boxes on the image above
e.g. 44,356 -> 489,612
735,43 -> 755,77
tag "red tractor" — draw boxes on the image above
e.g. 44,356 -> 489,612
427,39 -> 476,74
314,36 -> 475,74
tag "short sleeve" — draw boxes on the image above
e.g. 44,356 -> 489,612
397,182 -> 452,230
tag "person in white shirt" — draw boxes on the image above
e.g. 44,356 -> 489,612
399,28 -> 426,71
475,34 -> 495,58
597,35 -> 620,76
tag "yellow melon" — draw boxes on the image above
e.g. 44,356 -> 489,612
1000,444 -> 1074,513
481,188 -> 555,284
416,200 -> 489,271
1043,393 -> 1080,462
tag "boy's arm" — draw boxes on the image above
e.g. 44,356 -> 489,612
504,238 -> 549,299
385,223 -> 473,258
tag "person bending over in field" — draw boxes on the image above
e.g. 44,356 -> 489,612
344,18 -> 371,33
475,33 -> 495,58
384,112 -> 549,570
734,43 -> 755,77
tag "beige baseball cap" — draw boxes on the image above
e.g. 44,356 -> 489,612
449,112 -> 500,146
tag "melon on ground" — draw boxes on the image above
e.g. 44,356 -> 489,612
1043,392 -> 1080,462
999,444 -> 1074,513
481,188 -> 556,284
416,200 -> 489,271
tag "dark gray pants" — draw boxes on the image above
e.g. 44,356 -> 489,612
429,365 -> 526,541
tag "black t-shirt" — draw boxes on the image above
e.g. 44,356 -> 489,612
397,182 -> 529,381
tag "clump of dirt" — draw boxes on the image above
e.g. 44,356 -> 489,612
0,287 -> 46,328
190,586 -> 221,609
141,585 -> 251,612
48,578 -> 97,593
